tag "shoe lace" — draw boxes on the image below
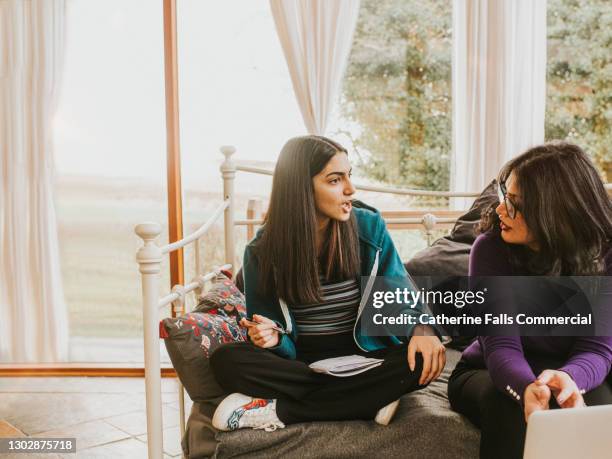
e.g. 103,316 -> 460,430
254,421 -> 285,432
240,400 -> 285,432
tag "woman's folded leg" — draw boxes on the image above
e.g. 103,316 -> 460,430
211,342 -> 429,425
274,344 -> 427,424
210,342 -> 322,401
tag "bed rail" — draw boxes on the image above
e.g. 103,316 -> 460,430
224,146 -> 478,247
233,159 -> 481,197
135,191 -> 234,459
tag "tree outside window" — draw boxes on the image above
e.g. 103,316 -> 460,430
338,0 -> 611,200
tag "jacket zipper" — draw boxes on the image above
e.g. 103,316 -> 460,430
352,249 -> 381,352
278,298 -> 292,334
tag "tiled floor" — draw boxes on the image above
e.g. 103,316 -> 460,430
0,376 -> 192,458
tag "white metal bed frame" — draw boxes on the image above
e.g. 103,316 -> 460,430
134,145 -> 482,459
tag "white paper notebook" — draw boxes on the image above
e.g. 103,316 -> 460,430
308,355 -> 384,377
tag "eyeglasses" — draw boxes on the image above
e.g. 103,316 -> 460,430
497,181 -> 521,219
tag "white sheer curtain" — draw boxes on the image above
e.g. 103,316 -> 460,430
0,0 -> 69,362
452,0 -> 547,204
270,0 -> 360,135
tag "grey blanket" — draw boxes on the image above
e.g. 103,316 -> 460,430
183,348 -> 479,459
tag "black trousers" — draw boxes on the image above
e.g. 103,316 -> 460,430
448,358 -> 612,459
210,342 -> 427,424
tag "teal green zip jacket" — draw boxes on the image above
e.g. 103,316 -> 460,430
242,200 -> 431,359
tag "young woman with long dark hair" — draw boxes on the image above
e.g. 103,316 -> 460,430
448,142 -> 612,458
210,135 -> 446,431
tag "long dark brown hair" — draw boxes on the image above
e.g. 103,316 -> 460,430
479,142 -> 612,275
254,135 -> 361,304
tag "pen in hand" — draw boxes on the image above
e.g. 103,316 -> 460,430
240,317 -> 286,335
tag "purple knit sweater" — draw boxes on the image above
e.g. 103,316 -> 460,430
461,230 -> 612,404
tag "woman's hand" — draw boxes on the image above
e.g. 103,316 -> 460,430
536,369 -> 586,409
524,382 -> 551,422
407,325 -> 446,385
240,314 -> 279,348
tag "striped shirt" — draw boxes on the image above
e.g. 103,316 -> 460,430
289,276 -> 363,363
290,276 -> 360,336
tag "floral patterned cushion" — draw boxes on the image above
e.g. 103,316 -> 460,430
161,272 -> 247,402
193,270 -> 246,318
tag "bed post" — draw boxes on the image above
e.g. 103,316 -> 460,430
220,146 -> 236,267
422,213 -> 437,246
246,198 -> 263,241
135,222 -> 164,459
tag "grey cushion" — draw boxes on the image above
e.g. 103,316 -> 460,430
163,328 -> 226,403
183,348 -> 479,459
449,179 -> 498,244
406,237 -> 472,278
404,180 -> 498,351
405,179 -> 498,277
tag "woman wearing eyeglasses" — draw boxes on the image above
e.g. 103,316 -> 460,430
447,142 -> 612,459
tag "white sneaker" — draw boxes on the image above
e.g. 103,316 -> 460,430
374,399 -> 400,426
212,393 -> 286,432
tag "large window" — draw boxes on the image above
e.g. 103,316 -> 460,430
54,0 -> 169,362
546,0 -> 611,179
52,0 -> 612,363
330,0 -> 453,258
53,0 -> 304,362
334,0 -> 452,197
176,0 -> 304,286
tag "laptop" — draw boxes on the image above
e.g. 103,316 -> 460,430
524,405 -> 612,459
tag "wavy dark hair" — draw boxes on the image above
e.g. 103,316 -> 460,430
479,142 -> 612,275
254,135 -> 361,304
